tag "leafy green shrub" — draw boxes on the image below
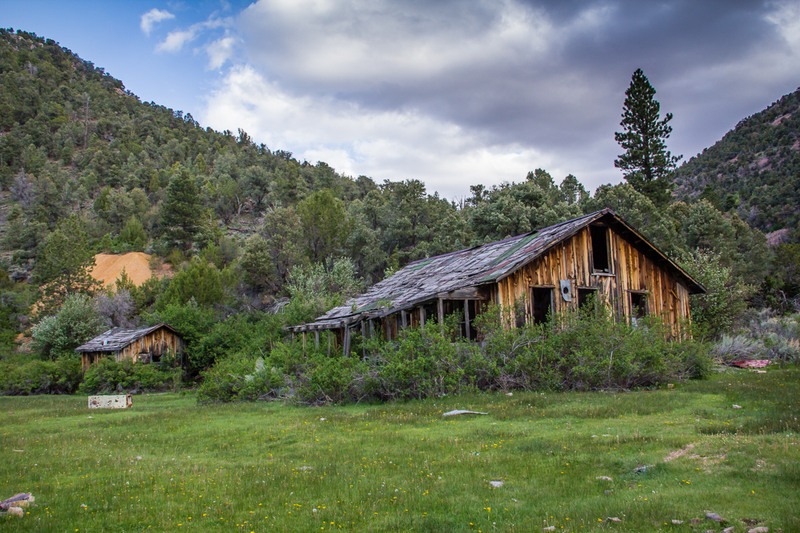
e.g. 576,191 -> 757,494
31,293 -> 104,360
295,353 -> 368,405
483,304 -> 710,392
196,354 -> 285,403
366,317 -> 482,401
144,302 -> 218,377
196,305 -> 711,405
685,250 -> 753,339
0,356 -> 82,395
191,312 -> 285,374
79,357 -> 179,394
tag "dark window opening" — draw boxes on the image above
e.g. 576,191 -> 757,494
590,225 -> 610,273
577,288 -> 597,311
531,287 -> 553,325
422,301 -> 437,325
630,292 -> 647,324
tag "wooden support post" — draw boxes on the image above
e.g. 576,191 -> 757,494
315,331 -> 320,350
437,298 -> 444,326
401,310 -> 407,329
302,332 -> 306,356
463,299 -> 470,339
327,331 -> 331,356
343,326 -> 351,357
361,322 -> 366,357
420,306 -> 426,326
369,319 -> 375,338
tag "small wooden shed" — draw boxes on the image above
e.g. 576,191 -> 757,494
290,209 -> 706,354
75,323 -> 184,371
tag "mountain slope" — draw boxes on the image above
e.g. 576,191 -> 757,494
672,88 -> 800,237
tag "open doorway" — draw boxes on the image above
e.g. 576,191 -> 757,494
531,287 -> 553,325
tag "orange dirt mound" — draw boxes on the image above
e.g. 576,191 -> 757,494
91,252 -> 167,287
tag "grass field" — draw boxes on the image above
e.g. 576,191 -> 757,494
1,369 -> 798,532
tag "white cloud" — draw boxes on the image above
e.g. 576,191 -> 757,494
202,65 -> 560,198
157,28 -> 199,52
156,16 -> 234,61
193,0 -> 800,198
206,36 -> 237,69
765,1 -> 800,55
140,8 -> 174,36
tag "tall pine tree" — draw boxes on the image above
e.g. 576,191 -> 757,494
34,215 -> 99,314
614,68 -> 681,207
160,166 -> 202,252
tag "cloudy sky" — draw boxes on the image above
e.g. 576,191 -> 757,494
5,1 -> 799,199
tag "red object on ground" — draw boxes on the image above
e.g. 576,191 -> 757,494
731,360 -> 772,368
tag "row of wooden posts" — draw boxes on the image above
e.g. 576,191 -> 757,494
297,297 -> 479,357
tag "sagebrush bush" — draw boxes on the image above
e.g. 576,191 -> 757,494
711,334 -> 764,363
715,310 -> 800,365
79,357 -> 180,394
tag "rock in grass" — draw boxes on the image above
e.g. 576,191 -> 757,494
442,410 -> 488,417
596,476 -> 613,481
6,507 -> 24,518
606,517 -> 622,523
489,480 -> 504,488
747,528 -> 769,533
722,527 -> 735,533
706,512 -> 725,522
671,519 -> 684,525
543,527 -> 555,531
1,493 -> 33,510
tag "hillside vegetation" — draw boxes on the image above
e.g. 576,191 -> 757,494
0,28 -> 797,395
673,88 -> 800,239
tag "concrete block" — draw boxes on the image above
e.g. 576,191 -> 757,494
88,395 -> 132,409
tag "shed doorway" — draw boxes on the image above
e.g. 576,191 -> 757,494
531,287 -> 553,325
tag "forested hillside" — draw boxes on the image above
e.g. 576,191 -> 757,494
0,28 -> 795,391
672,88 -> 800,239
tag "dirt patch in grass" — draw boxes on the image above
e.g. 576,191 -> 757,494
663,443 -> 695,462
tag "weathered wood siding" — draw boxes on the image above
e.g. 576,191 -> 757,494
80,327 -> 184,370
493,225 -> 691,333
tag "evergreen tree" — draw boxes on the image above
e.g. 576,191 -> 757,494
34,214 -> 99,314
297,189 -> 350,268
615,68 -> 681,207
160,166 -> 202,252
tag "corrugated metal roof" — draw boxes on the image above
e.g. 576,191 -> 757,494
75,323 -> 178,353
291,209 -> 705,331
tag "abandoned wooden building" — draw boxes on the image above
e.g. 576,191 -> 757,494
75,323 -> 184,370
290,209 -> 705,354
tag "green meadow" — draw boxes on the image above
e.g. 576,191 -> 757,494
1,369 -> 798,532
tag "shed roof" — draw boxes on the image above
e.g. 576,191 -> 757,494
75,323 -> 179,353
291,209 -> 705,331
